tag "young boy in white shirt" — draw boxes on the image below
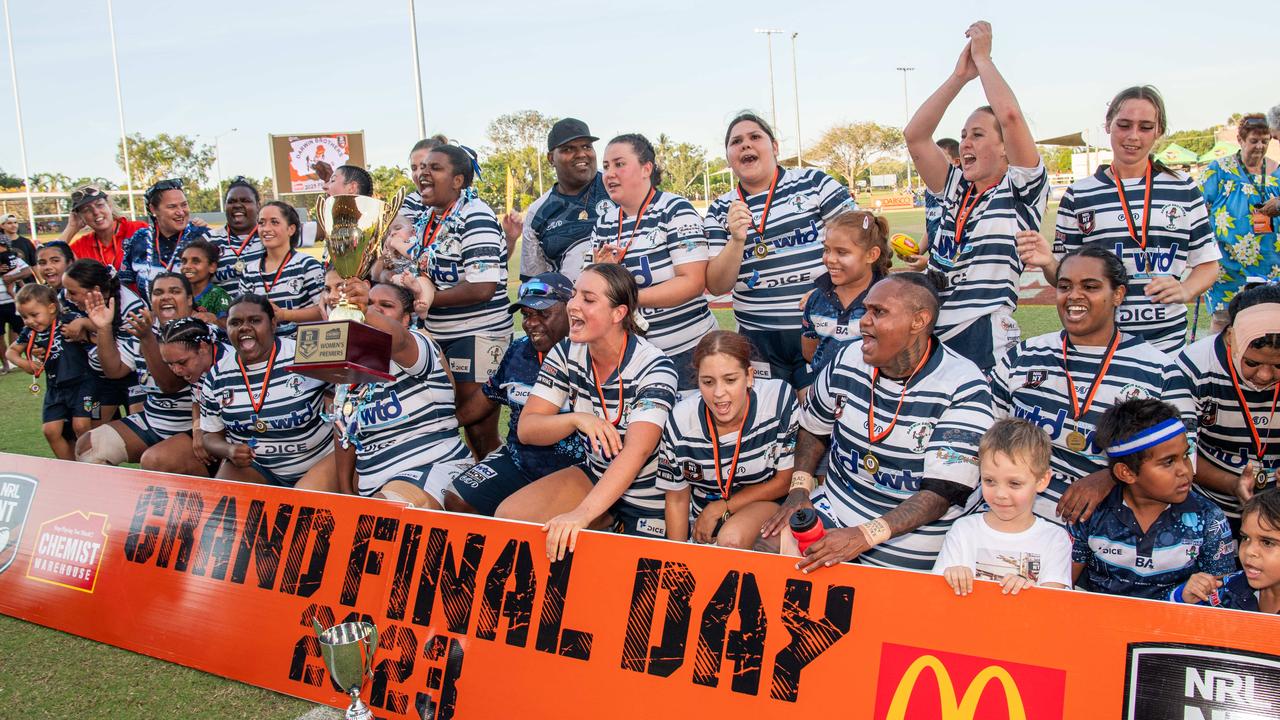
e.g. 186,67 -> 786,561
934,418 -> 1072,595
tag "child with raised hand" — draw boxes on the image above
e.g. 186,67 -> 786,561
800,210 -> 889,374
4,284 -> 92,459
1071,398 -> 1236,600
934,418 -> 1072,596
180,240 -> 231,324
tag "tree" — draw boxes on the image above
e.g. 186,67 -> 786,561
115,132 -> 216,189
654,134 -> 709,200
1154,127 -> 1220,156
1036,146 -> 1073,174
809,122 -> 904,188
370,165 -> 415,201
0,167 -> 25,189
29,172 -> 73,192
486,111 -> 557,200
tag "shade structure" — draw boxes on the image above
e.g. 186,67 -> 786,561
1035,132 -> 1087,147
1153,143 -> 1198,165
1198,141 -> 1240,163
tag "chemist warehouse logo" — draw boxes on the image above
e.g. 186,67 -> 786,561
25,510 -> 109,593
873,643 -> 1066,719
0,474 -> 38,575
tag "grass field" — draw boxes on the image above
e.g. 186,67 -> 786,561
0,203 -> 1204,718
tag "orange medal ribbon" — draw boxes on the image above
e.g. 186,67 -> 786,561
614,188 -> 656,263
1061,330 -> 1121,421
1225,341 -> 1280,472
736,166 -> 781,238
705,394 -> 751,501
236,341 -> 279,418
590,333 -> 628,426
867,339 -> 933,446
25,317 -> 58,379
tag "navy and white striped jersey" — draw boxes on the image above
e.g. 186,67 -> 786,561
704,168 -> 854,331
418,196 -> 510,339
86,287 -> 147,375
929,162 -> 1049,371
801,338 -> 993,571
204,228 -> 264,292
1053,165 -> 1218,352
118,223 -> 210,299
402,191 -> 427,225
591,190 -> 717,356
1177,334 -> 1280,518
520,174 -> 613,282
530,334 -> 677,515
341,331 -> 470,494
199,338 -> 332,484
116,330 -> 194,438
235,251 -> 325,335
992,331 -> 1196,521
656,378 -> 798,515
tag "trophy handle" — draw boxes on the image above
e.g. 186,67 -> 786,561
362,622 -> 379,678
313,195 -> 328,243
312,618 -> 326,640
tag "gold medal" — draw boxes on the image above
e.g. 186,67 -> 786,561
578,210 -> 588,220
29,382 -> 40,395
863,453 -> 880,474
235,260 -> 246,274
1065,431 -> 1087,452
254,419 -> 267,433
753,242 -> 769,259
342,401 -> 354,416
1258,467 -> 1272,490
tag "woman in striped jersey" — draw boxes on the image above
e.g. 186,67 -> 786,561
705,112 -> 854,388
207,178 -> 262,292
318,273 -> 472,507
591,134 -> 717,391
75,272 -> 211,473
236,201 -> 325,336
658,331 -> 798,548
412,144 -> 510,459
199,294 -> 334,488
497,264 -> 678,559
903,21 -> 1048,372
992,244 -> 1195,524
1177,283 -> 1280,529
1021,85 -> 1220,353
62,258 -> 146,420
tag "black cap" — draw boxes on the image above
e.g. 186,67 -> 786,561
509,272 -> 574,314
70,185 -> 109,212
547,118 -> 598,151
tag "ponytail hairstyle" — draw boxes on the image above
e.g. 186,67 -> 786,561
826,210 -> 891,276
260,201 -> 302,248
607,133 -> 663,187
1105,85 -> 1177,178
724,111 -> 777,147
972,105 -> 1004,140
372,282 -> 416,317
431,144 -> 480,189
582,262 -> 644,336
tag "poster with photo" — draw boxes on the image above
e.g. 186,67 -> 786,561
268,132 -> 366,196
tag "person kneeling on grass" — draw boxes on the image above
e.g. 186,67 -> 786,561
934,418 -> 1071,596
1070,398 -> 1236,601
5,284 -> 92,459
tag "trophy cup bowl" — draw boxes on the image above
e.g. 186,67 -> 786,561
285,189 -> 406,384
313,619 -> 379,720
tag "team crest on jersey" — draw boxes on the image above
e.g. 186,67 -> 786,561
298,328 -> 319,357
1160,204 -> 1184,230
1078,210 -> 1096,234
1118,383 -> 1149,402
833,393 -> 847,419
595,199 -> 614,217
790,194 -> 811,212
286,277 -> 302,295
284,375 -> 303,394
906,421 -> 934,453
682,461 -> 702,482
219,388 -> 235,407
1199,399 -> 1217,426
1023,370 -> 1047,388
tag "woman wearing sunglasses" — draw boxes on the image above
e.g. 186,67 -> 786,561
447,273 -> 586,515
58,185 -> 147,269
119,178 -> 211,299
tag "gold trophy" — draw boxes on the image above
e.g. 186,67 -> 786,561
286,189 -> 406,383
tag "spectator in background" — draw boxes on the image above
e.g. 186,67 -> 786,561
0,213 -> 36,265
923,138 -> 961,245
1200,114 -> 1279,332
519,118 -> 611,282
58,185 -> 147,269
0,234 -> 34,374
1268,104 -> 1280,143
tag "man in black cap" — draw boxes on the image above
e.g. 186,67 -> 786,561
445,272 -> 586,515
517,118 -> 613,282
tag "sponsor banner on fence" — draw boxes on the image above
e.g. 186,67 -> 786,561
0,453 -> 1276,719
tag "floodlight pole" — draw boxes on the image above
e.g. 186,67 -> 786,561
3,0 -> 37,241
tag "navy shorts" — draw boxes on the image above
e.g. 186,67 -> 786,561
251,461 -> 296,488
438,333 -> 511,384
741,327 -> 811,389
93,372 -> 136,409
0,302 -> 21,334
449,446 -> 538,516
120,412 -> 184,448
42,382 -> 94,423
611,503 -> 667,539
668,347 -> 698,392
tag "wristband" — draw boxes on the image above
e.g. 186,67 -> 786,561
1170,583 -> 1187,604
790,472 -> 814,492
859,518 -> 891,547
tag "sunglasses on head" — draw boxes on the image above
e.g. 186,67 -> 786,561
518,279 -> 570,301
1241,117 -> 1268,129
70,185 -> 105,205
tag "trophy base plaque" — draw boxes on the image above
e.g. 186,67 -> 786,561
286,320 -> 395,384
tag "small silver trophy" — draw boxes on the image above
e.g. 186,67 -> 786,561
312,619 -> 379,720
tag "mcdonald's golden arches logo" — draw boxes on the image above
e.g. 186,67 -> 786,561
873,643 -> 1066,719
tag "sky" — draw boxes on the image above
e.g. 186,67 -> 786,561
0,0 -> 1274,186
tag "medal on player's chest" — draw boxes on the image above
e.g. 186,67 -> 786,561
862,452 -> 880,474
1065,430 -> 1088,452
238,342 -> 278,437
29,381 -> 40,395
1060,331 -> 1120,455
753,241 -> 769,259
235,259 -> 246,274
252,416 -> 267,434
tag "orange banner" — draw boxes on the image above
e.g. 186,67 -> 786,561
0,453 -> 1277,719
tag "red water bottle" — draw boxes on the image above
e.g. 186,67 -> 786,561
790,508 -> 825,554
